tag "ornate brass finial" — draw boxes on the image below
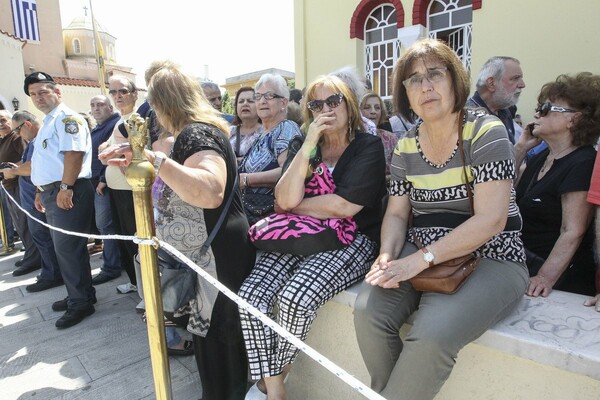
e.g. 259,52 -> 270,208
125,113 -> 149,161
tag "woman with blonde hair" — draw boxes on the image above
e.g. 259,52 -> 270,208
240,75 -> 386,399
101,62 -> 255,400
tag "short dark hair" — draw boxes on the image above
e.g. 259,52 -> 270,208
289,88 -> 303,104
232,86 -> 257,126
392,38 -> 470,123
538,72 -> 600,147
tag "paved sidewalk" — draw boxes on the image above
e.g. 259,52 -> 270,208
0,245 -> 202,400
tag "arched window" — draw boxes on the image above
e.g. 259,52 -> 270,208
108,44 -> 115,61
364,4 -> 400,100
427,0 -> 472,70
73,38 -> 81,54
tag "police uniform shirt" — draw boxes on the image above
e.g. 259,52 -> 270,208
31,103 -> 92,186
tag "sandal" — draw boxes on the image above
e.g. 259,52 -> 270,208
141,312 -> 176,327
167,340 -> 194,356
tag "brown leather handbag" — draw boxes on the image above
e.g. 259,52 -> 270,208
409,112 -> 481,294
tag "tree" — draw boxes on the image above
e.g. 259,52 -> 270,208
222,91 -> 234,115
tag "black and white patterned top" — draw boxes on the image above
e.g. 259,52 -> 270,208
389,108 -> 525,263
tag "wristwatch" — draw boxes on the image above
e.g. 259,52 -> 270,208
59,183 -> 74,191
421,247 -> 435,268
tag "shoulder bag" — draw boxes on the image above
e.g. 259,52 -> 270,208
160,174 -> 238,312
409,112 -> 481,294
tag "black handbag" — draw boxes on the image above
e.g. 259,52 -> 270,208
242,191 -> 275,225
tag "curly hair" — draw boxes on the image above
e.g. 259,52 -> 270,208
537,72 -> 600,147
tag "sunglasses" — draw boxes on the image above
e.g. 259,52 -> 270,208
254,92 -> 284,101
109,88 -> 132,96
402,67 -> 448,90
535,102 -> 578,117
306,93 -> 344,113
10,122 -> 25,135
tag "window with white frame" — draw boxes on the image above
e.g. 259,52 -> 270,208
364,4 -> 400,100
108,44 -> 115,61
73,38 -> 81,54
427,0 -> 473,71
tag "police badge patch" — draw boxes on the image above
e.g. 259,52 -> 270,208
63,117 -> 81,134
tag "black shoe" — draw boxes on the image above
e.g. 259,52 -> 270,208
55,306 -> 95,329
26,278 -> 64,292
15,259 -> 23,267
167,340 -> 194,356
12,264 -> 41,277
91,273 -> 117,285
52,293 -> 97,312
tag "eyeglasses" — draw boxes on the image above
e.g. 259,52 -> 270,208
108,88 -> 131,96
306,93 -> 344,113
10,122 -> 25,135
402,67 -> 448,90
254,92 -> 284,101
535,102 -> 578,117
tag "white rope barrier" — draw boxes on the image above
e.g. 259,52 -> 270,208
1,182 -> 386,400
0,182 -> 157,245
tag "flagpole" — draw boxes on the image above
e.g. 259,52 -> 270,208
89,0 -> 107,95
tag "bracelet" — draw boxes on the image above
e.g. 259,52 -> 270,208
153,152 -> 166,175
243,174 -> 249,188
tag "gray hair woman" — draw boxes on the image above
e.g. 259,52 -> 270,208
238,73 -> 301,224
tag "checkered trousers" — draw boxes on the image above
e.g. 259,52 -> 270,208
238,233 -> 377,380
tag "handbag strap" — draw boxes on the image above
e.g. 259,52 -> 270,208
199,173 -> 239,255
412,111 -> 472,249
235,126 -> 241,156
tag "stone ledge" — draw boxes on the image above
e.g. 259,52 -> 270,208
332,283 -> 600,380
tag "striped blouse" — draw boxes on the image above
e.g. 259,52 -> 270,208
389,108 -> 525,263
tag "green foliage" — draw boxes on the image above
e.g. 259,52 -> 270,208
222,91 -> 234,115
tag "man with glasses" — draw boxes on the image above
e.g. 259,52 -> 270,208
88,95 -> 122,286
0,110 -> 19,255
102,75 -> 139,295
25,71 -> 96,329
0,110 -> 40,276
0,111 -> 63,291
201,81 -> 235,124
466,56 -> 526,144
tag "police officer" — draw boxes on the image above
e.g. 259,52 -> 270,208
25,72 -> 96,329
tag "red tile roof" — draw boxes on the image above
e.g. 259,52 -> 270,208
54,77 -> 101,88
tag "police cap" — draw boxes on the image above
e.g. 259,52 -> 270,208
24,72 -> 56,96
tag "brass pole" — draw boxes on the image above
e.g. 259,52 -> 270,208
0,192 -> 14,255
124,114 -> 172,399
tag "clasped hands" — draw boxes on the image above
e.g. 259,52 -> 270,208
366,252 -> 426,289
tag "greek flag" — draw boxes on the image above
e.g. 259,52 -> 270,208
11,0 -> 40,42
